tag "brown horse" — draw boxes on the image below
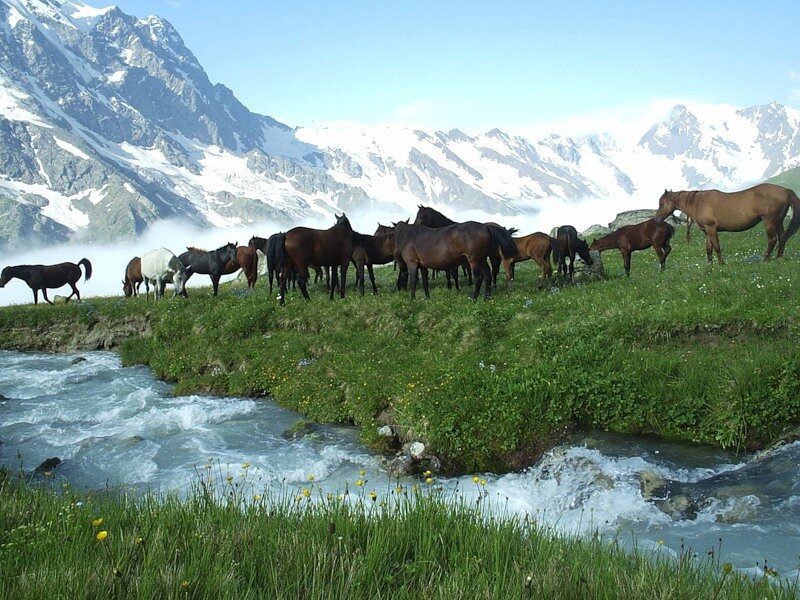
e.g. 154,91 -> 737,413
352,231 -> 395,295
554,225 -> 594,281
499,232 -> 555,288
122,256 -> 143,297
394,221 -> 517,300
0,259 -> 92,305
590,219 -> 674,276
654,183 -> 800,264
275,214 -> 354,305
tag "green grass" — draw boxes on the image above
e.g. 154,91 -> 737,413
0,467 -> 795,599
1,224 -> 799,472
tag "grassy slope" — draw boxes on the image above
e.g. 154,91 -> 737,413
1,225 -> 800,472
768,166 -> 800,194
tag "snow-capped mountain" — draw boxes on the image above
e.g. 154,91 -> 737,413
1,0 -> 800,250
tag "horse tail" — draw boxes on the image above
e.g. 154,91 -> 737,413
549,236 -> 561,266
780,188 -> 800,249
270,233 -> 286,288
487,225 -> 518,259
79,258 -> 92,281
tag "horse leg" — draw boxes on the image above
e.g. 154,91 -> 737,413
775,216 -> 788,258
421,267 -> 431,299
707,227 -> 724,264
328,267 -> 338,301
653,243 -> 666,272
368,264 -> 378,295
339,261 -> 348,299
69,282 -> 80,301
279,267 -> 287,305
32,288 -> 39,305
298,268 -> 311,301
357,260 -> 365,296
568,252 -> 575,282
763,220 -> 780,260
445,269 -> 452,290
409,264 -> 418,300
621,249 -> 632,276
490,255 -> 500,288
211,274 -> 220,296
470,263 -> 483,301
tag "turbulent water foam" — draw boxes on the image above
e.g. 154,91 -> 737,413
0,350 -> 798,578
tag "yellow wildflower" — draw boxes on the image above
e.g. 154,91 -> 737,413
92,518 -> 103,527
96,530 -> 108,541
308,474 -> 315,481
369,491 -> 377,501
181,580 -> 190,590
425,477 -> 433,485
356,479 -> 364,487
302,488 -> 311,498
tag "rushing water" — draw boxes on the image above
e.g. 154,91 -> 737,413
1,350 -> 798,579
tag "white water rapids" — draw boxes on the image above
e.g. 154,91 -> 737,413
0,351 -> 798,580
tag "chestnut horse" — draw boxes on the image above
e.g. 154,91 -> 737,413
275,214 -> 354,305
499,232 -> 556,288
393,221 -> 517,300
122,256 -> 143,297
554,225 -> 594,281
590,219 -> 674,276
654,183 -> 800,264
0,259 -> 92,305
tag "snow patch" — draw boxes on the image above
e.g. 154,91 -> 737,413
54,136 -> 90,160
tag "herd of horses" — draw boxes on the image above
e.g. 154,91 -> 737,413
1,183 -> 798,305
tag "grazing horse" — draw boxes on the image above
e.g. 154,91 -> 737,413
413,205 -> 516,287
141,248 -> 187,300
0,259 -> 92,305
352,231 -> 395,295
590,219 -> 675,276
554,225 -> 594,281
275,213 -> 354,305
188,245 -> 258,288
179,243 -> 238,296
654,183 -> 800,264
122,256 -> 143,297
499,232 -> 556,288
393,221 -> 517,300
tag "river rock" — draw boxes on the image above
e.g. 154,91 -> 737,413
33,457 -> 61,475
407,441 -> 426,460
70,356 -> 87,365
282,420 -> 322,441
377,425 -> 394,437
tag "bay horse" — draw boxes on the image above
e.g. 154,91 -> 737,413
141,248 -> 187,300
0,259 -> 92,305
187,245 -> 258,288
654,183 -> 800,264
590,219 -> 674,276
499,232 -> 556,288
248,235 -> 324,294
393,221 -> 517,300
178,242 -> 238,296
275,213 -> 354,305
554,225 -> 594,282
352,231 -> 395,295
122,256 -> 142,297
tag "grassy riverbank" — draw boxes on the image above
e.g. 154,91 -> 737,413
1,225 -> 799,472
0,468 -> 795,599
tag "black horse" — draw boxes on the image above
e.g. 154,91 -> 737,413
554,225 -> 593,282
178,243 -> 238,296
0,259 -> 92,304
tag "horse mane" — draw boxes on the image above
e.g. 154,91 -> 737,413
393,221 -> 423,248
186,246 -> 206,252
415,205 -> 456,226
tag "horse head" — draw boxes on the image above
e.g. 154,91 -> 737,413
334,213 -> 352,230
654,189 -> 677,223
0,267 -> 10,288
576,239 -> 594,265
221,242 -> 238,264
122,279 -> 133,297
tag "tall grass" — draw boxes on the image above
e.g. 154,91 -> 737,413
0,467 -> 796,599
0,225 -> 799,471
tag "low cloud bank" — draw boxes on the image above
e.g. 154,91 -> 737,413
0,196 -> 658,306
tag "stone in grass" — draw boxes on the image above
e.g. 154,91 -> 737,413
33,457 -> 62,476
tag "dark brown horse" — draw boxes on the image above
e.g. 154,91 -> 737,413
122,256 -> 142,297
394,221 -> 517,300
352,231 -> 395,295
554,225 -> 594,281
249,235 -> 325,294
590,219 -> 674,276
499,232 -> 556,288
275,214 -> 354,305
0,259 -> 92,305
187,246 -> 258,288
654,183 -> 800,264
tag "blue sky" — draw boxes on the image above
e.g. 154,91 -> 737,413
111,1 -> 800,135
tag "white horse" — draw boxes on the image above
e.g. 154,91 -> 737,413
140,248 -> 188,300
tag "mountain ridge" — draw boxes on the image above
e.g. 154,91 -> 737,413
1,0 -> 800,251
